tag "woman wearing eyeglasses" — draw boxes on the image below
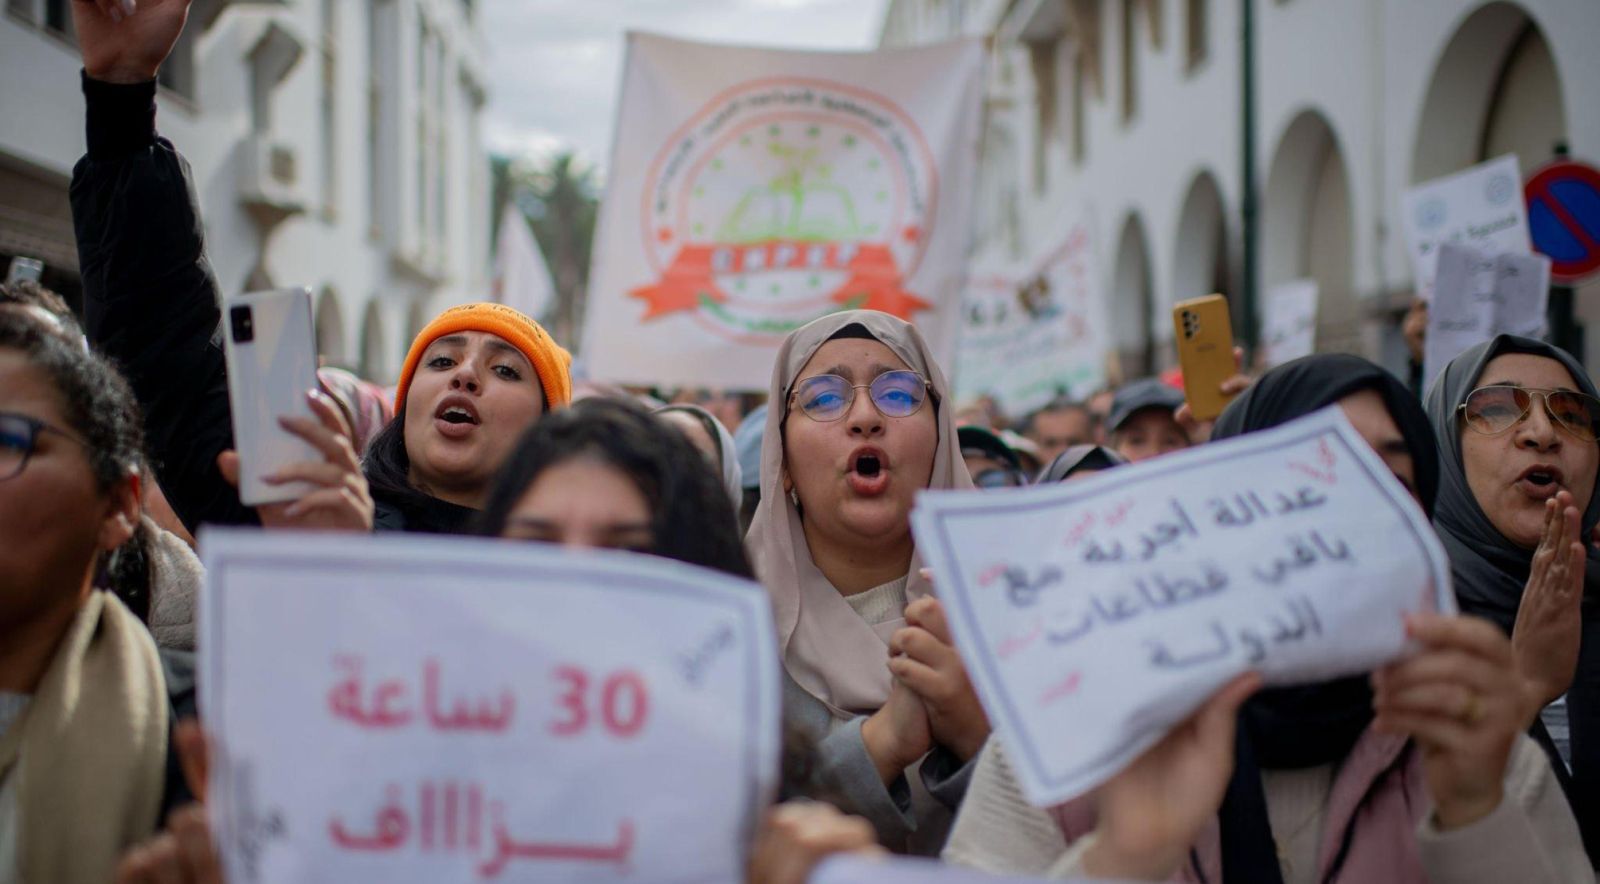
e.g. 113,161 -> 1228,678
746,311 -> 987,854
1425,335 -> 1600,864
0,311 -> 201,881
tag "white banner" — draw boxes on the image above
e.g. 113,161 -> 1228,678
581,33 -> 985,389
1401,154 -> 1531,300
954,211 -> 1108,412
1260,279 -> 1319,368
200,531 -> 780,883
1423,242 -> 1551,388
911,409 -> 1453,806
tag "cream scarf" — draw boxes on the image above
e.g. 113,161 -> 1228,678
0,591 -> 167,882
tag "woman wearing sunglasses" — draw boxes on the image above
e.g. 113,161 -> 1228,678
1425,334 -> 1600,864
747,311 -> 987,854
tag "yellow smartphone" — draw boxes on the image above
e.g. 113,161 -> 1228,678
1172,294 -> 1237,422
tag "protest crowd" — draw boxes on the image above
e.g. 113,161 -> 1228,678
3,2 -> 1599,883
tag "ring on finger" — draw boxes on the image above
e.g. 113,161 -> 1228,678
1458,690 -> 1485,725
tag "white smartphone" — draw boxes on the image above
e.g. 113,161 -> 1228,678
221,287 -> 320,506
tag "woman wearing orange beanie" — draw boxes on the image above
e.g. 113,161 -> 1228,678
364,302 -> 573,533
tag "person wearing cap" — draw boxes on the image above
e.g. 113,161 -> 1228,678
65,5 -> 572,537
1106,378 -> 1191,463
958,426 -> 1028,489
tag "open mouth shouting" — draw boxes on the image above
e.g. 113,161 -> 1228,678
1515,463 -> 1565,501
847,446 -> 891,497
433,394 -> 482,440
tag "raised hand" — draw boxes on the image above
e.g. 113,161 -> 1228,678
1081,673 -> 1260,881
746,802 -> 881,884
1372,613 -> 1525,830
218,389 -> 374,533
71,0 -> 193,84
889,597 -> 991,761
1512,492 -> 1586,711
1174,346 -> 1252,443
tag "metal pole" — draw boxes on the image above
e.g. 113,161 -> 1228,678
1239,0 -> 1259,355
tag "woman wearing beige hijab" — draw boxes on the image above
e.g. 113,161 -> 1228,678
748,310 -> 989,854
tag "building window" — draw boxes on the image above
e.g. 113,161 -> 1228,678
1121,0 -> 1139,123
366,0 -> 384,237
1186,0 -> 1208,72
320,0 -> 339,218
1071,48 -> 1087,164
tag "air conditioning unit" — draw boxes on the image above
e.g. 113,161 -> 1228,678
238,135 -> 307,227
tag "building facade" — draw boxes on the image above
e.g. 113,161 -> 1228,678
882,0 -> 1600,380
0,0 -> 491,383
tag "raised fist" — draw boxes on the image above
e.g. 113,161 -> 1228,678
71,0 -> 193,84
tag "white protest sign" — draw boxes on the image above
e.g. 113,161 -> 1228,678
812,855 -> 1075,882
581,33 -> 985,389
911,408 -> 1453,806
1260,279 -> 1318,368
200,531 -> 780,883
1422,242 -> 1551,388
953,211 -> 1109,412
1402,154 -> 1531,300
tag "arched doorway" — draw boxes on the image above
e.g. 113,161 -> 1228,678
1413,2 -> 1567,183
1110,213 -> 1158,377
315,287 -> 347,366
1263,110 -> 1356,353
1171,169 -> 1229,311
1413,3 -> 1580,362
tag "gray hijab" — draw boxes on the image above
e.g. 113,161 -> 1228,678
1423,334 -> 1600,630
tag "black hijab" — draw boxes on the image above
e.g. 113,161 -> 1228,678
1037,444 -> 1127,484
1423,334 -> 1600,863
1209,353 -> 1439,884
1422,334 -> 1600,629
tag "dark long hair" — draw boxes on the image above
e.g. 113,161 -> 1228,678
0,309 -> 153,618
477,398 -> 754,579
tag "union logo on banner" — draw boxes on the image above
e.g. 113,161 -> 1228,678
630,78 -> 940,344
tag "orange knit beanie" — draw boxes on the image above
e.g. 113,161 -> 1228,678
394,302 -> 572,412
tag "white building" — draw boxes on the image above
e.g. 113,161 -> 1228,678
882,0 -> 1600,379
0,0 -> 492,383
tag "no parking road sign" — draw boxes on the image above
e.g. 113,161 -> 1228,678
1526,158 -> 1600,285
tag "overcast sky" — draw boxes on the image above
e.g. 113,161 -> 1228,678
479,0 -> 889,169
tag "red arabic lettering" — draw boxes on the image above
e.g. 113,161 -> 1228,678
328,781 -> 634,878
327,655 -> 515,733
423,657 -> 516,732
327,656 -> 414,729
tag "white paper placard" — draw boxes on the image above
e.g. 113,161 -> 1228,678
199,531 -> 780,883
1402,154 -> 1531,300
1260,278 -> 1319,368
911,408 -> 1453,806
581,32 -> 985,389
812,855 -> 1080,882
1422,243 -> 1551,389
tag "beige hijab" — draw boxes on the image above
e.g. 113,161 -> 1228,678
0,590 -> 167,882
747,310 -> 972,718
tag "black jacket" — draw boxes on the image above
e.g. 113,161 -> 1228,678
70,73 -> 465,536
71,74 -> 256,534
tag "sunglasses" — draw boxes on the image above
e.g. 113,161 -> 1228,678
0,411 -> 86,481
788,370 -> 932,423
1458,385 -> 1600,443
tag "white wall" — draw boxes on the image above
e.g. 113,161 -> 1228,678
890,0 -> 1600,376
0,0 -> 491,384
